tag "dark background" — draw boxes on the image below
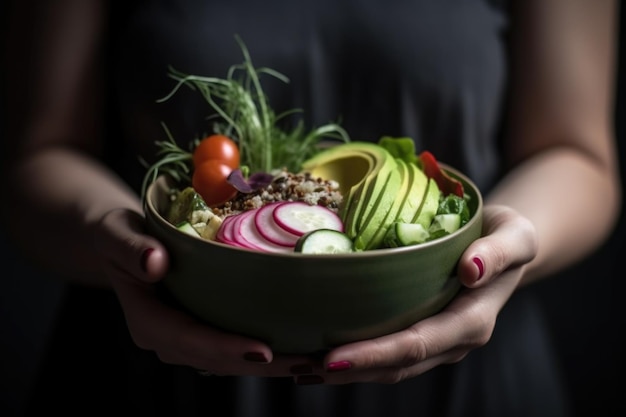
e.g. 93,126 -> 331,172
1,3 -> 625,417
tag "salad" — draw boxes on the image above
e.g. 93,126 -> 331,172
142,36 -> 471,255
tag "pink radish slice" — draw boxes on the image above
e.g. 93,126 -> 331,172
236,209 -> 292,253
215,215 -> 233,242
216,215 -> 243,247
273,202 -> 344,236
254,202 -> 300,247
230,211 -> 261,250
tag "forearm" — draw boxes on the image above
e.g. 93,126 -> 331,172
494,0 -> 622,285
4,147 -> 143,287
486,146 -> 621,285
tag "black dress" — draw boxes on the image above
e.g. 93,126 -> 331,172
24,1 -> 572,416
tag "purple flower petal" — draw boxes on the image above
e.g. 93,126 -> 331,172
227,169 -> 274,193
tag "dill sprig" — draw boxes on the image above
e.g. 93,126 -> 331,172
140,123 -> 193,202
156,35 -> 350,174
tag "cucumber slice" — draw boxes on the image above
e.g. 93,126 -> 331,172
429,214 -> 461,234
177,221 -> 200,237
384,222 -> 429,247
295,229 -> 354,254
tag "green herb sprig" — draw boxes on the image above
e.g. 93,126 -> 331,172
156,35 -> 350,175
139,122 -> 194,202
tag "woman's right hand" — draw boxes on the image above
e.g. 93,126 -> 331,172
93,207 -> 305,377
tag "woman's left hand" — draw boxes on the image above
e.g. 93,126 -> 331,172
290,204 -> 538,384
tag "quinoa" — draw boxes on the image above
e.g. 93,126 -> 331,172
211,169 -> 343,218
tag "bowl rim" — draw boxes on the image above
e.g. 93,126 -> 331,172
144,164 -> 483,259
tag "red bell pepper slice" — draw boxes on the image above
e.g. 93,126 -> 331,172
418,151 -> 464,197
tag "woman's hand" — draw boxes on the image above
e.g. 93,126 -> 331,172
291,205 -> 538,385
93,207 -> 307,377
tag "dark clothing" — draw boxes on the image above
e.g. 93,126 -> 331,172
25,1 -> 571,416
112,0 -> 507,193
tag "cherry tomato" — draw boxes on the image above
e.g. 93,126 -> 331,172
193,134 -> 240,169
192,160 -> 238,206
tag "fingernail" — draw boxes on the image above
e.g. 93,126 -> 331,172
472,257 -> 485,281
327,360 -> 352,372
243,352 -> 269,363
141,248 -> 154,273
290,364 -> 314,375
295,375 -> 324,385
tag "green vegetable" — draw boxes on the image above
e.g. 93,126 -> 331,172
383,222 -> 430,247
140,123 -> 194,202
437,194 -> 470,226
176,221 -> 201,237
166,187 -> 209,226
383,213 -> 463,248
295,229 -> 354,254
377,136 -> 419,165
428,213 -> 462,235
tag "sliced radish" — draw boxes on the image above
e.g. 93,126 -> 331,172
236,209 -> 292,253
230,210 -> 261,249
215,214 -> 232,243
216,215 -> 243,247
254,202 -> 300,247
273,202 -> 344,236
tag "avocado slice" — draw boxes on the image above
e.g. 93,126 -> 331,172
353,158 -> 404,250
301,142 -> 391,217
344,153 -> 397,239
302,149 -> 376,196
396,161 -> 429,224
301,142 -> 389,188
412,178 -> 441,229
363,159 -> 429,250
301,142 -> 394,239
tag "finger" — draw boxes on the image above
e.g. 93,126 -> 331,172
111,270 -> 311,377
94,208 -> 169,283
457,205 -> 537,288
318,309 -> 473,376
313,348 -> 469,385
319,272 -> 519,375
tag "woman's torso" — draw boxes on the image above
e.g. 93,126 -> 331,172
111,0 -> 508,193
99,2 -> 570,416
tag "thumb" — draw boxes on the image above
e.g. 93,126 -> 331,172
457,205 -> 537,288
95,208 -> 169,283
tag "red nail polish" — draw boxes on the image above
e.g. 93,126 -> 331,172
295,375 -> 324,385
141,248 -> 154,273
243,352 -> 269,363
472,257 -> 484,281
327,361 -> 352,372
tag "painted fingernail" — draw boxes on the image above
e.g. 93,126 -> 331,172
290,364 -> 314,375
472,257 -> 485,281
327,361 -> 352,372
243,352 -> 269,363
140,248 -> 154,273
295,375 -> 324,385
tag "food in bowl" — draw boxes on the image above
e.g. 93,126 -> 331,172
144,159 -> 482,354
158,138 -> 474,255
141,37 -> 483,353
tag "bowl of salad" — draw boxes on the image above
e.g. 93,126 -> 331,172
144,137 -> 482,354
142,39 -> 483,354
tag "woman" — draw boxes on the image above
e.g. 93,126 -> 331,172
2,0 -> 621,416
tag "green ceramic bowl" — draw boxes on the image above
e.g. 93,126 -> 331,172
144,166 -> 482,354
